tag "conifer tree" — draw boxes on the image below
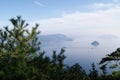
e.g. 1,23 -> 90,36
0,16 -> 89,80
0,16 -> 41,79
89,63 -> 98,80
100,48 -> 120,69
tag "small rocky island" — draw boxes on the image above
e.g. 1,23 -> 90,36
91,41 -> 99,47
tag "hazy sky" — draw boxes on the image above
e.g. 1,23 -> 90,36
0,0 -> 120,37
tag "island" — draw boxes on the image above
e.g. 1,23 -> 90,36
91,41 -> 99,47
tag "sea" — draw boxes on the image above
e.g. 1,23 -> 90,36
40,35 -> 120,74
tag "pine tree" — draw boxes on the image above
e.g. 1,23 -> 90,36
99,48 -> 120,70
89,63 -> 98,80
0,16 -> 41,79
0,16 -> 89,80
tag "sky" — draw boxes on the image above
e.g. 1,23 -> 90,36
0,0 -> 120,37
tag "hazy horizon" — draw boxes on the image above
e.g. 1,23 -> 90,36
40,33 -> 120,73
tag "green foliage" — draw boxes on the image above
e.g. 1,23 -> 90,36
66,63 -> 89,80
99,48 -> 120,73
0,16 -> 40,80
89,63 -> 98,80
112,70 -> 120,79
0,16 -> 89,80
1,16 -> 120,80
100,63 -> 107,75
0,16 -> 40,60
99,47 -> 120,79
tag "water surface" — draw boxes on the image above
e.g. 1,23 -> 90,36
41,36 -> 120,73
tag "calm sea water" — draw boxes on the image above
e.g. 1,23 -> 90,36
41,37 -> 120,73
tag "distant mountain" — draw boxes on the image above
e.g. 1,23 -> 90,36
98,34 -> 118,39
38,34 -> 73,42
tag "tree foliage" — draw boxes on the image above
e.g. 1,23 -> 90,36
99,48 -> 120,70
89,63 -> 98,80
0,16 -> 89,80
0,16 -> 120,80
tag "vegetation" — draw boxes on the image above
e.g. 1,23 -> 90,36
0,16 -> 120,80
99,48 -> 120,69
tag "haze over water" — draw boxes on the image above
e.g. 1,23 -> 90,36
41,35 -> 120,73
